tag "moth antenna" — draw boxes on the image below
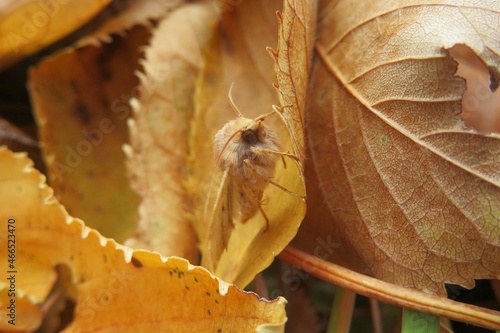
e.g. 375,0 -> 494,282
272,104 -> 289,126
228,82 -> 244,117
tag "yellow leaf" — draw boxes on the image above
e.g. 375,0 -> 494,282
187,0 -> 312,287
28,27 -> 149,242
0,147 -> 287,332
124,2 -> 219,261
0,0 -> 111,70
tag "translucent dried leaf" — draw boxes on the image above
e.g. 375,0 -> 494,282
189,0 -> 311,287
0,147 -> 287,332
307,0 -> 500,294
28,27 -> 149,242
269,0 -> 318,161
0,0 -> 111,70
124,2 -> 218,261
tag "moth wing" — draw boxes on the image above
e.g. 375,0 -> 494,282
203,168 -> 235,271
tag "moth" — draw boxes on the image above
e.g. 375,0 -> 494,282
204,84 -> 302,269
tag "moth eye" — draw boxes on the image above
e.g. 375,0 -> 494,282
242,130 -> 259,145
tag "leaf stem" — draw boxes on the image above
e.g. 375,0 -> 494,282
278,246 -> 500,330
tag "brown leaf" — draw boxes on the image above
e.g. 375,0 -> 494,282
269,0 -> 318,161
28,26 -> 148,242
291,153 -> 370,275
306,0 -> 500,294
0,147 -> 287,332
124,2 -> 218,261
0,0 -> 111,70
189,0 -> 311,287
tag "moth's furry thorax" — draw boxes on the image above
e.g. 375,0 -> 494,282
214,116 -> 280,180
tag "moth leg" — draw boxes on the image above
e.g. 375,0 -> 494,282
271,104 -> 292,126
249,146 -> 300,162
243,159 -> 305,199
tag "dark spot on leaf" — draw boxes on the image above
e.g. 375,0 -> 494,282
73,102 -> 91,124
208,309 -> 211,315
96,47 -> 115,81
215,299 -> 219,304
206,292 -> 211,296
131,257 -> 142,268
217,329 -> 222,333
194,277 -> 198,283
185,285 -> 190,290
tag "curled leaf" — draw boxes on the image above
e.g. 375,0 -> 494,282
28,27 -> 148,242
189,0 -> 312,287
0,147 -> 287,332
124,2 -> 218,261
0,0 -> 111,70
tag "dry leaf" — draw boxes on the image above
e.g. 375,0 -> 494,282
305,0 -> 500,294
268,0 -> 318,161
0,0 -> 111,70
0,147 -> 287,332
74,0 -> 183,48
28,26 -> 148,242
291,154 -> 369,275
188,0 -> 311,287
124,2 -> 219,261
